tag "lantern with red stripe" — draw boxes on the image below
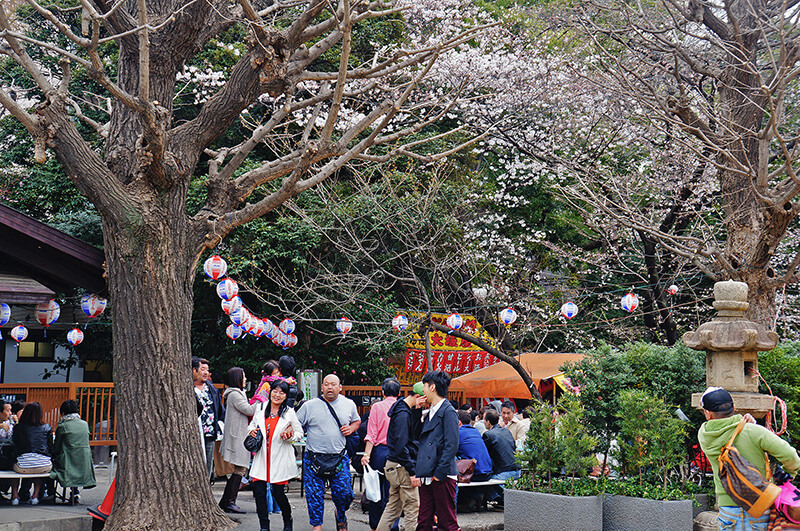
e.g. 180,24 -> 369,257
446,312 -> 463,331
560,302 -> 578,320
272,330 -> 285,347
279,319 -> 295,335
36,300 -> 60,336
10,325 -> 27,343
667,284 -> 679,296
0,303 -> 10,340
499,307 -> 517,325
621,293 -> 639,312
336,317 -> 352,337
392,314 -> 409,331
203,255 -> 228,280
221,296 -> 242,315
249,317 -> 266,337
284,334 -> 298,348
264,319 -> 277,339
240,312 -> 256,334
67,328 -> 84,346
216,278 -> 239,301
81,293 -> 107,318
226,324 -> 243,343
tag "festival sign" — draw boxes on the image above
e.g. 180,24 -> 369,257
396,312 -> 498,381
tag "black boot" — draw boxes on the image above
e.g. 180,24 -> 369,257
282,516 -> 292,531
220,474 -> 246,514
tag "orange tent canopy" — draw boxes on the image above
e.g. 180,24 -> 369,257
449,352 -> 585,398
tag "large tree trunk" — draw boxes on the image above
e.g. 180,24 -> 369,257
101,197 -> 234,530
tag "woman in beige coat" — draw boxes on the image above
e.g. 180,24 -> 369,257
219,367 -> 255,513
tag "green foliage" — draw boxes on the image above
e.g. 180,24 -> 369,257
506,475 -> 707,501
562,341 -> 705,453
517,395 -> 598,494
616,390 -> 688,488
758,341 -> 800,442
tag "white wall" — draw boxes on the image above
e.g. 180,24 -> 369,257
2,341 -> 84,383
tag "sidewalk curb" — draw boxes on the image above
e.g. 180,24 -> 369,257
0,514 -> 92,531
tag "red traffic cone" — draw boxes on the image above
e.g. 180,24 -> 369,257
87,478 -> 115,521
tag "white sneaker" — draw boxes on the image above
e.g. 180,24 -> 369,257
28,497 -> 38,505
11,498 -> 19,506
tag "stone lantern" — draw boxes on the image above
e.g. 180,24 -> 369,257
684,280 -> 778,418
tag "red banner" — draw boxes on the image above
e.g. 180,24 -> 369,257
403,349 -> 497,374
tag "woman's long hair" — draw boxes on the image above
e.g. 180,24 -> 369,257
268,380 -> 290,419
19,402 -> 44,426
225,367 -> 246,389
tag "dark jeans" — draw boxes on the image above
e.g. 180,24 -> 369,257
368,444 -> 391,529
252,481 -> 291,530
417,478 -> 458,531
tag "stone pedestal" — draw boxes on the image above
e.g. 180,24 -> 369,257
691,392 -> 776,419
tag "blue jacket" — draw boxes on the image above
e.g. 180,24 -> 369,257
386,398 -> 421,476
416,399 -> 459,481
457,425 -> 493,475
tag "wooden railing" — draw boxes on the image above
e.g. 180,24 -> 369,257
342,385 -> 465,416
0,383 -> 116,446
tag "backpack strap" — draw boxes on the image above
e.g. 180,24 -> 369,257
722,417 -> 772,480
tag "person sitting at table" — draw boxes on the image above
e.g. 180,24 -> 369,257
10,402 -> 54,505
50,400 -> 96,504
482,409 -> 520,507
456,410 -> 493,512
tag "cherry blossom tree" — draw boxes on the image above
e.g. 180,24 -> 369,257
0,0 -> 488,528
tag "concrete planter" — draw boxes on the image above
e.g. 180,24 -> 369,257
504,489 -> 603,531
602,494 -> 693,531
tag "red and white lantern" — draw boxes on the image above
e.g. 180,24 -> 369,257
621,293 -> 639,313
499,307 -> 517,325
81,293 -> 107,318
336,317 -> 352,337
279,319 -> 295,335
216,278 -> 239,301
10,325 -> 28,343
392,314 -> 409,331
446,313 -> 462,331
67,328 -> 84,346
35,300 -> 60,335
560,302 -> 578,320
203,255 -> 228,281
226,324 -> 243,342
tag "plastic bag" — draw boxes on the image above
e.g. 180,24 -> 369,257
364,464 -> 381,503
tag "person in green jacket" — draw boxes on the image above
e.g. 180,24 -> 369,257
698,387 -> 800,531
50,400 -> 96,504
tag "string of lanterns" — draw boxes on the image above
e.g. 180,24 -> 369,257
0,293 -> 106,346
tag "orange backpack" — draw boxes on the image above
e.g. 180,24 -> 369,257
718,418 -> 781,517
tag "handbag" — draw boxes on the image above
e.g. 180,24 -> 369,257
243,428 -> 263,453
456,458 -> 477,483
319,398 -> 360,462
774,467 -> 800,524
307,449 -> 345,479
364,464 -> 382,502
718,418 -> 781,518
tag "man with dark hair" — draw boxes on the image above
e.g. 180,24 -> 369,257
192,356 -> 225,481
361,377 -> 402,530
482,409 -> 520,505
699,387 -> 800,530
459,403 -> 473,415
278,355 -> 299,407
416,371 -> 459,530
0,399 -> 11,444
499,400 -> 525,447
456,409 -> 493,512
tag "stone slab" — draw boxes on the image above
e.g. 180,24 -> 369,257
602,495 -> 692,531
504,489 -> 602,531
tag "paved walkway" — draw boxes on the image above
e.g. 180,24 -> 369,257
0,467 -> 504,530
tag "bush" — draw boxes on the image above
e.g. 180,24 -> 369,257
759,341 -> 800,442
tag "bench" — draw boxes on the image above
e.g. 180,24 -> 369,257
457,479 -> 506,487
0,470 -> 73,504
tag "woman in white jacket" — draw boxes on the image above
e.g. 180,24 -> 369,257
248,379 -> 303,531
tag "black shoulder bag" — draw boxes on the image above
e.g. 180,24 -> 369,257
320,397 -> 360,462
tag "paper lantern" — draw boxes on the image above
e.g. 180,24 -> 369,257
560,302 -> 578,320
446,312 -> 462,330
272,330 -> 286,347
35,300 -> 60,335
0,302 -> 9,340
221,296 -> 242,315
264,319 -> 277,339
279,318 -> 295,335
249,317 -> 265,337
621,293 -> 639,312
203,255 -> 228,281
67,328 -> 84,346
216,278 -> 239,301
240,312 -> 256,334
226,324 -> 243,342
81,293 -> 107,318
667,284 -> 679,296
229,307 -> 248,327
10,325 -> 27,343
336,317 -> 352,337
284,333 -> 298,348
499,307 -> 517,325
392,314 -> 409,331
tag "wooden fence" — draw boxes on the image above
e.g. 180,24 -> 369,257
0,382 -> 466,444
0,383 -> 116,446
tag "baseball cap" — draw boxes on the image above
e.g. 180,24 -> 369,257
701,387 -> 733,412
412,381 -> 424,396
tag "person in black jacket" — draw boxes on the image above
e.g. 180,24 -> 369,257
192,357 -> 225,482
482,409 -> 520,505
10,402 -> 54,505
375,382 -> 424,531
415,371 -> 459,531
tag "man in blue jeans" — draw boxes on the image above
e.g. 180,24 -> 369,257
698,387 -> 800,531
482,409 -> 520,505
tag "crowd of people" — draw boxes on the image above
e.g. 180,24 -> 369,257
0,398 -> 96,506
191,354 -> 530,531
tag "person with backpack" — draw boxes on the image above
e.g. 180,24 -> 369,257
296,373 -> 360,531
698,387 -> 800,530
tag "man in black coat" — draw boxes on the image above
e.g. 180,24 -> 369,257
192,356 -> 225,482
415,371 -> 459,531
482,409 -> 520,504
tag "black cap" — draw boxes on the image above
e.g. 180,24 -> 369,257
701,387 -> 733,412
